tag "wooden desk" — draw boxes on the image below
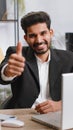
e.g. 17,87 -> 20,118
0,109 -> 51,130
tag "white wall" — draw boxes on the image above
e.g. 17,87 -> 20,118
0,23 -> 15,55
24,0 -> 73,33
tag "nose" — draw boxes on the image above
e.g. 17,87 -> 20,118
35,35 -> 42,43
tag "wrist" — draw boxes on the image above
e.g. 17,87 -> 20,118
4,65 -> 12,77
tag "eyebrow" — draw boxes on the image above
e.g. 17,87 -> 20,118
28,33 -> 37,37
28,30 -> 48,37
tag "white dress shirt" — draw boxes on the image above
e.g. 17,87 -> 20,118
32,52 -> 51,108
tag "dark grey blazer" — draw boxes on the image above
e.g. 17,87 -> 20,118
0,46 -> 73,109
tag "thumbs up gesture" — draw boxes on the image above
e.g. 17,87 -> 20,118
4,42 -> 25,77
16,42 -> 22,56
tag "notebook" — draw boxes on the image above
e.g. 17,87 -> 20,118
32,73 -> 73,130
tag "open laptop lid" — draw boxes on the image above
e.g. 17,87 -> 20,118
61,73 -> 73,130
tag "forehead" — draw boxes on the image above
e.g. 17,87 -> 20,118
27,23 -> 49,33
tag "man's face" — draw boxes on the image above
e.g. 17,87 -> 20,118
24,23 -> 53,55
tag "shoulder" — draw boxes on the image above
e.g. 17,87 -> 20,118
51,49 -> 73,61
5,46 -> 34,59
6,46 -> 31,55
52,49 -> 73,56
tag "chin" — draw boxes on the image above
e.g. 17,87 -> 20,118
35,49 -> 49,55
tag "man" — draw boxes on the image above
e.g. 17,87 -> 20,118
0,11 -> 73,113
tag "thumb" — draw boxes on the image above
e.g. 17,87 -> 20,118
16,42 -> 22,56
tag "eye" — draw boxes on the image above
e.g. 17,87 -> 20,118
41,31 -> 47,36
28,34 -> 36,38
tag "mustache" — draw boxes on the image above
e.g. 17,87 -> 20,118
33,41 -> 48,48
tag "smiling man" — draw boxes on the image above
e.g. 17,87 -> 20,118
0,11 -> 73,113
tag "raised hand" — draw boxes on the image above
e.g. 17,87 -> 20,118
4,42 -> 25,77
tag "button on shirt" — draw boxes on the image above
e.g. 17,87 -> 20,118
32,52 -> 51,108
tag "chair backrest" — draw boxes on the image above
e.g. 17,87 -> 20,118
0,48 -> 4,63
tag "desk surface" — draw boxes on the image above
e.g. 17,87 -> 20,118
0,108 -> 51,130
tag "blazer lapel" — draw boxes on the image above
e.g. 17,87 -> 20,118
25,48 -> 40,88
49,49 -> 63,88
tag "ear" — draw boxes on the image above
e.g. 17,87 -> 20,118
24,35 -> 27,41
50,29 -> 54,38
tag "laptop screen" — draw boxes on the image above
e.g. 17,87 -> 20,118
61,73 -> 73,130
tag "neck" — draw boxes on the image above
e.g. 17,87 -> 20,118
36,50 -> 50,62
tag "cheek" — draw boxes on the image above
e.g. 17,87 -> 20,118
46,34 -> 52,41
26,39 -> 35,46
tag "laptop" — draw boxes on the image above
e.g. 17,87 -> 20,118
32,73 -> 73,130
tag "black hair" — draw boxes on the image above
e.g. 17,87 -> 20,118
21,11 -> 51,34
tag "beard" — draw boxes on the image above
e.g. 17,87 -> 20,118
32,41 -> 50,54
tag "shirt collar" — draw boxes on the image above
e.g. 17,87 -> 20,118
35,50 -> 51,64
